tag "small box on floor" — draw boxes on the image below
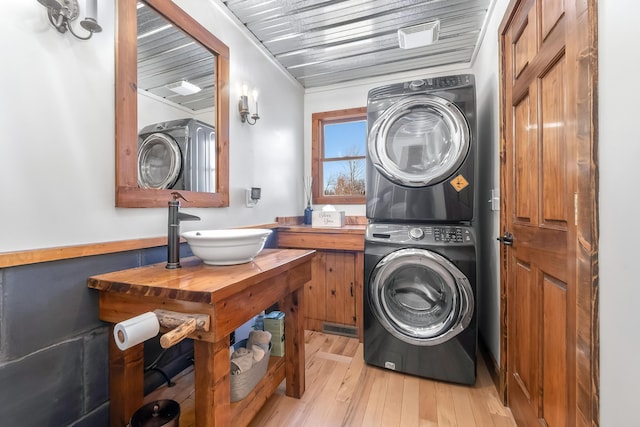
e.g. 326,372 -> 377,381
264,311 -> 285,357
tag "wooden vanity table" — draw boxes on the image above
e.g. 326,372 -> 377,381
88,248 -> 314,427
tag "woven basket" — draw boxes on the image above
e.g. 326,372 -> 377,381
230,339 -> 271,402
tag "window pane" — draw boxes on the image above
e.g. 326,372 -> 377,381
323,159 -> 366,196
323,120 -> 366,159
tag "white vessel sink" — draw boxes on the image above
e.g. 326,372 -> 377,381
181,229 -> 273,265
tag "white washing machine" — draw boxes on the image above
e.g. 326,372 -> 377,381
137,119 -> 216,192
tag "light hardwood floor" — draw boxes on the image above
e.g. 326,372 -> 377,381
145,331 -> 516,426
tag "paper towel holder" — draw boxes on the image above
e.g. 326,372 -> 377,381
155,309 -> 210,348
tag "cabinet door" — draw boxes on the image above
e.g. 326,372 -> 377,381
324,251 -> 356,326
305,251 -> 327,323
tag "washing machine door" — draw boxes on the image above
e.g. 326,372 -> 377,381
137,133 -> 182,189
368,95 -> 470,187
369,247 -> 474,346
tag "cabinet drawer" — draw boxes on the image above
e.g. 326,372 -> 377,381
278,231 -> 364,251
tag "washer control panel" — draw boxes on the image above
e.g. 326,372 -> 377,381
433,227 -> 465,242
366,223 -> 474,245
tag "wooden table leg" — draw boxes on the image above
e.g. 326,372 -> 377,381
194,338 -> 232,427
281,287 -> 305,398
108,325 -> 144,427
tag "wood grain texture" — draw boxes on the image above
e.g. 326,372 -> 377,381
95,248 -> 312,426
109,325 -> 144,427
0,223 -> 278,268
88,249 -> 314,304
278,229 -> 364,340
276,216 -> 367,225
278,228 -> 365,251
115,0 -> 230,208
146,331 -> 517,426
499,0 -> 598,425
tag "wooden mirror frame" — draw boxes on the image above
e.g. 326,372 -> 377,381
115,0 -> 230,208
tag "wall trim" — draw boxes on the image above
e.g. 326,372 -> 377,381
0,223 -> 279,268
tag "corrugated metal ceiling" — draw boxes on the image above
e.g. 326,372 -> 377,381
137,2 -> 216,111
136,0 -> 493,112
222,0 -> 493,88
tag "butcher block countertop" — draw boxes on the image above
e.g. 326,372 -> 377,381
87,248 -> 315,304
87,248 -> 315,427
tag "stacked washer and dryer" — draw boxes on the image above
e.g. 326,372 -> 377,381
363,75 -> 478,385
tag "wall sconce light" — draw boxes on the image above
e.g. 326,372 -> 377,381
239,84 -> 260,125
37,0 -> 102,40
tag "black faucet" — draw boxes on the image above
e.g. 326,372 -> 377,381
166,191 -> 200,269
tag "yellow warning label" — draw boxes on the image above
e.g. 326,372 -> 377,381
450,174 -> 469,192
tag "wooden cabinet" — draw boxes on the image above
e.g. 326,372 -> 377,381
309,250 -> 356,329
277,225 -> 365,340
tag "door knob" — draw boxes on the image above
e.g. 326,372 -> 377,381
497,231 -> 514,246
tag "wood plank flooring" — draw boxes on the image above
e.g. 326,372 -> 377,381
145,331 -> 516,426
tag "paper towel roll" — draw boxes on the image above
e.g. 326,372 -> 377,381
113,312 -> 160,351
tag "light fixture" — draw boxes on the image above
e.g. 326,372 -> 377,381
239,84 -> 260,125
37,0 -> 102,40
167,80 -> 202,96
398,20 -> 440,49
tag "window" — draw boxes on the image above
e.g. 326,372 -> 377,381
311,107 -> 367,205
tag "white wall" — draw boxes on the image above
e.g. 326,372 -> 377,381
0,0 -> 304,253
599,1 -> 640,424
471,0 -> 511,365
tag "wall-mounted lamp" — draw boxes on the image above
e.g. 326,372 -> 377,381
37,0 -> 102,40
239,84 -> 260,125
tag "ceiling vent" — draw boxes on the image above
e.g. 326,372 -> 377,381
398,20 -> 440,49
166,80 -> 202,96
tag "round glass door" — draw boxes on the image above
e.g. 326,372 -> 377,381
137,133 -> 182,189
369,248 -> 473,346
368,95 -> 470,187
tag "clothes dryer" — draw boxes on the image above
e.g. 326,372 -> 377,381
363,222 -> 477,384
137,118 -> 216,192
366,74 -> 476,222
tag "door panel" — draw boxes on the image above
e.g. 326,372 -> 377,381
541,56 -> 568,225
306,252 -> 327,322
325,251 -> 357,326
511,259 -> 537,407
541,0 -> 564,40
542,274 -> 567,427
514,92 -> 536,223
500,0 -> 597,425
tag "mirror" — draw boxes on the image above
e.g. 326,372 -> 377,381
116,0 -> 229,208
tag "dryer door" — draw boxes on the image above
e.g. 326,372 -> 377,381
368,95 -> 470,187
137,133 -> 182,189
369,247 -> 474,346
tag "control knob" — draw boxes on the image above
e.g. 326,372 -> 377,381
408,227 -> 424,240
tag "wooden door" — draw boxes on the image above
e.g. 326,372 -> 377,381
499,0 -> 598,426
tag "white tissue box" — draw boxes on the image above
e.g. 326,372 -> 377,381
312,211 -> 346,227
